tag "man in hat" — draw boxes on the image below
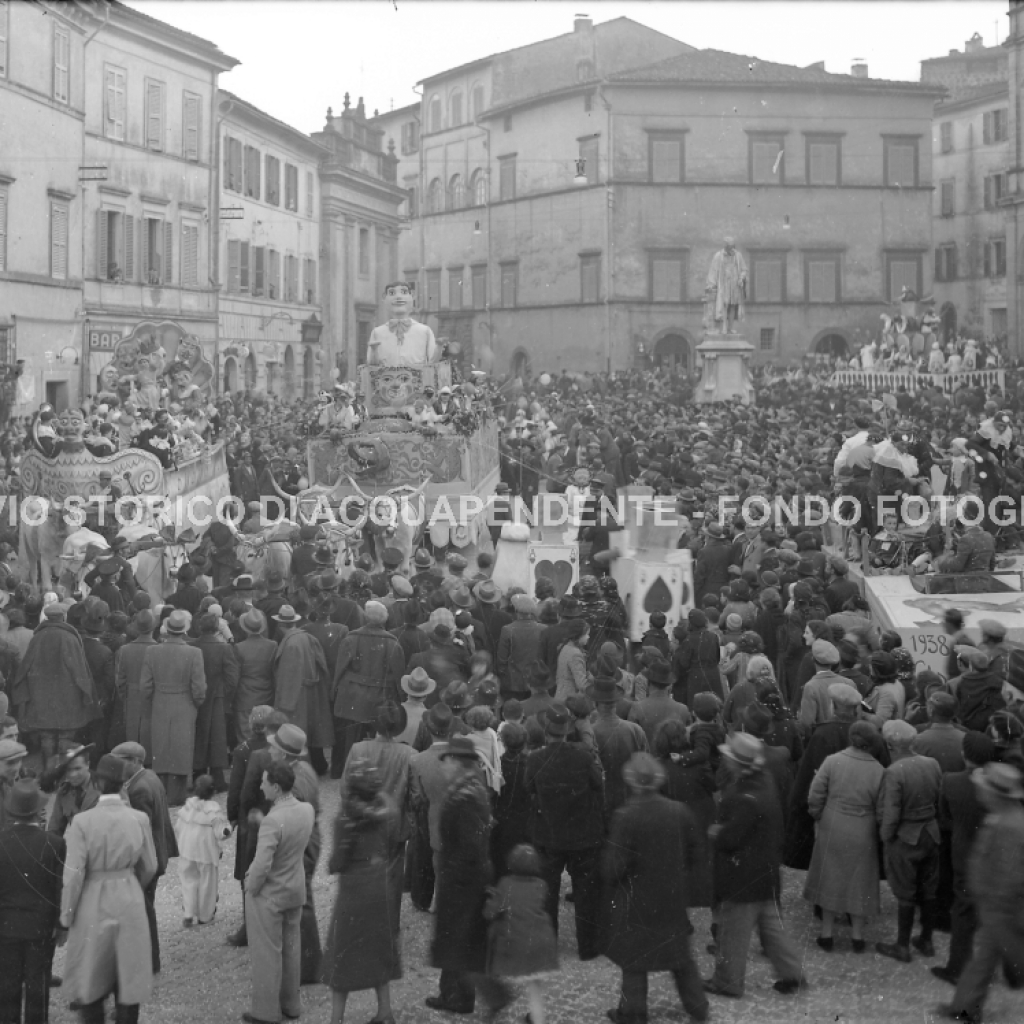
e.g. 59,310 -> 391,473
111,741 -> 177,975
440,553 -> 469,596
486,483 -> 514,548
538,594 -> 586,678
139,609 -> 207,806
0,778 -> 66,1024
213,569 -> 257,609
603,753 -> 709,1024
953,646 -> 1004,733
330,601 -> 406,778
191,609 -> 240,788
370,546 -> 405,599
935,520 -> 996,574
876,718 -> 944,964
12,603 -> 99,773
977,619 -> 1011,683
411,548 -> 442,601
254,568 -> 288,623
433,385 -> 457,420
234,611 -> 278,741
798,640 -> 844,733
114,610 -> 158,754
496,595 -> 545,701
409,702 -> 453,911
84,536 -> 138,602
912,692 -> 966,773
694,520 -> 733,605
705,733 -> 806,999
824,556 -> 859,615
937,762 -> 1024,1024
61,753 -> 158,1024
289,524 -> 320,587
0,738 -> 28,829
589,661 -> 648,815
473,579 -> 512,655
628,657 -> 690,746
384,574 -> 415,630
272,607 -> 333,778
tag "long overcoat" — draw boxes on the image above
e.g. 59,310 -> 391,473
113,636 -> 157,757
138,637 -> 207,777
12,620 -> 99,731
274,628 -> 334,748
332,624 -> 405,724
190,634 -> 239,771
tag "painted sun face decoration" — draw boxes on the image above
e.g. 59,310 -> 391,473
372,366 -> 419,409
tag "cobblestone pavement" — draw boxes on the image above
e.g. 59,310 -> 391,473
49,779 -> 1024,1024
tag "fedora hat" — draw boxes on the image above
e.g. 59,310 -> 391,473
414,548 -> 433,569
264,568 -> 286,592
718,732 -> 765,770
585,673 -> 623,703
538,703 -> 571,737
319,569 -> 340,591
165,610 -> 190,635
314,543 -> 334,566
273,605 -> 302,625
3,779 -> 45,820
473,579 -> 502,605
94,753 -> 127,785
401,666 -> 437,698
269,724 -> 308,758
382,547 -> 404,569
240,609 -> 265,635
441,735 -> 480,761
622,752 -> 666,792
0,739 -> 28,765
233,574 -> 255,591
558,595 -> 586,618
97,558 -> 121,576
973,761 -> 1024,801
450,586 -> 473,609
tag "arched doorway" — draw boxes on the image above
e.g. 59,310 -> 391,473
266,363 -> 279,396
283,346 -> 295,400
940,301 -> 957,345
813,332 -> 850,360
510,348 -> 531,381
223,356 -> 238,394
303,347 -> 314,400
244,352 -> 257,391
653,333 -> 690,370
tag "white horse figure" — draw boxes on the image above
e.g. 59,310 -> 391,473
58,528 -> 110,597
232,518 -> 295,586
345,475 -> 430,575
18,496 -> 68,590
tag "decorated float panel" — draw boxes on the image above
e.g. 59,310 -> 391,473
491,524 -> 580,599
864,571 -> 1024,681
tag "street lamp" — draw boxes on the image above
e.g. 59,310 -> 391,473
574,158 -> 588,186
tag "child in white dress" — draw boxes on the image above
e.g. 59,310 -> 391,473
175,774 -> 231,926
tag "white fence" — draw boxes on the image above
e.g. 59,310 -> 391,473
828,369 -> 1005,394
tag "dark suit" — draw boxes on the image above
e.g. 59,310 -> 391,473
0,822 -> 65,1024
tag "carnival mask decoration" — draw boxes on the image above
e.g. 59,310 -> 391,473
372,366 -> 419,409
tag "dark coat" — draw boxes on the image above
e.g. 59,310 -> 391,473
713,771 -> 785,904
491,752 -> 532,876
478,604 -> 514,656
82,634 -> 116,718
332,625 -> 406,723
539,620 -> 574,677
956,668 -> 1004,733
190,635 -> 240,771
694,536 -> 733,604
13,621 -> 99,731
0,823 -> 65,941
673,626 -> 722,705
484,875 -> 558,977
113,636 -> 158,758
660,758 -> 714,907
602,793 -> 703,970
430,771 -> 493,973
525,741 -> 604,850
125,766 -> 179,873
939,768 -> 987,879
497,619 -> 546,696
228,733 -> 267,881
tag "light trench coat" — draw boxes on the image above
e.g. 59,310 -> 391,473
139,635 -> 207,777
60,796 -> 158,1006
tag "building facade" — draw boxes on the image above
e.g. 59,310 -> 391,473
374,15 -> 940,373
1003,2 -> 1024,357
923,34 -> 1008,343
217,90 -> 325,400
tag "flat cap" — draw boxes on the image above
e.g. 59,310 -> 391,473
811,639 -> 840,666
882,719 -> 918,744
978,618 -> 1007,640
110,741 -> 146,760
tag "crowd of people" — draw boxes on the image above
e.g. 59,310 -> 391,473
1,353 -> 1024,1024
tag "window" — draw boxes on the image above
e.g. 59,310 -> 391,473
472,84 -> 485,121
805,254 -> 841,302
985,237 -> 1007,278
884,136 -> 919,187
104,65 -> 126,141
503,115 -> 512,133
760,327 -> 776,351
992,308 -> 1008,337
143,218 -> 171,285
183,93 -> 201,161
0,0 -> 7,79
580,253 -> 601,304
96,210 -> 133,281
284,164 -> 298,211
449,90 -> 463,128
53,24 -> 70,104
576,59 -> 594,82
983,109 -> 1009,144
448,268 -> 463,310
425,269 -> 441,311
306,171 -> 314,217
253,246 -> 265,296
267,249 -> 280,299
940,179 -> 955,217
145,79 -> 165,151
749,134 -> 785,185
356,318 -> 373,365
358,228 -> 370,276
405,183 -> 418,218
885,251 -> 922,301
940,121 -> 953,154
935,243 -> 958,282
750,252 -> 785,303
304,257 -> 316,303
648,251 -> 687,302
50,202 -> 68,280
500,262 -> 518,307
427,178 -> 443,214
180,223 -> 199,287
400,120 -> 420,155
0,185 -> 6,271
429,95 -> 442,133
265,155 -> 280,205
805,134 -> 841,186
584,93 -> 593,113
448,174 -> 465,210
224,136 -> 243,192
578,136 -> 599,184
471,265 -> 487,309
285,254 -> 298,302
499,156 -> 516,201
470,169 -> 487,206
648,133 -> 685,184
984,173 -> 1008,209
244,145 -> 261,199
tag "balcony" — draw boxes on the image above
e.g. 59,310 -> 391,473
84,279 -> 217,317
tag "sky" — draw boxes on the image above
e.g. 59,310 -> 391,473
129,0 -> 1011,134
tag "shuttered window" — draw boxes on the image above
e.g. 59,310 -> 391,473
750,135 -> 784,184
227,240 -> 240,294
884,137 -> 918,187
239,240 -> 248,291
285,254 -> 298,302
265,156 -> 280,205
806,136 -> 840,186
143,218 -> 168,284
426,269 -> 441,311
181,223 -> 199,286
50,202 -> 68,280
805,255 -> 840,303
580,254 -> 600,303
498,156 -> 516,201
940,179 -> 955,217
53,25 -> 70,104
267,249 -> 280,299
306,171 -> 313,217
0,187 -> 6,271
499,263 -> 517,307
244,145 -> 261,199
448,268 -> 462,310
104,66 -> 126,141
751,253 -> 785,302
285,164 -> 298,211
145,80 -> 165,152
183,93 -> 201,161
224,136 -> 243,192
578,136 -> 599,184
649,135 -> 685,183
471,265 -> 487,309
253,246 -> 265,296
123,214 -> 134,281
885,252 -> 921,301
303,257 -> 316,303
649,252 -> 687,302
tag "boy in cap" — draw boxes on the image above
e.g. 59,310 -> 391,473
798,640 -> 844,733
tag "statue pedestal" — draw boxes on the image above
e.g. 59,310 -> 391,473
696,333 -> 755,405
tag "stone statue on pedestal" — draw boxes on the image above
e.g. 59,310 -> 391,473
705,237 -> 748,335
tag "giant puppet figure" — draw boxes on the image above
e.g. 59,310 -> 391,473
367,281 -> 440,366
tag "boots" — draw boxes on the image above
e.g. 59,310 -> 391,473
114,1004 -> 140,1024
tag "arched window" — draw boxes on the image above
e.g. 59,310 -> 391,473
427,178 -> 443,214
429,94 -> 442,133
223,356 -> 238,394
470,169 -> 488,206
449,90 -> 463,128
472,84 -> 486,121
245,352 -> 257,390
283,345 -> 295,400
448,174 -> 465,210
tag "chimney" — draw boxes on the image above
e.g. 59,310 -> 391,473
851,60 -> 868,79
574,13 -> 593,32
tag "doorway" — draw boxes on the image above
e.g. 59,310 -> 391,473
223,356 -> 238,394
45,380 -> 69,413
653,334 -> 690,370
813,333 -> 850,360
